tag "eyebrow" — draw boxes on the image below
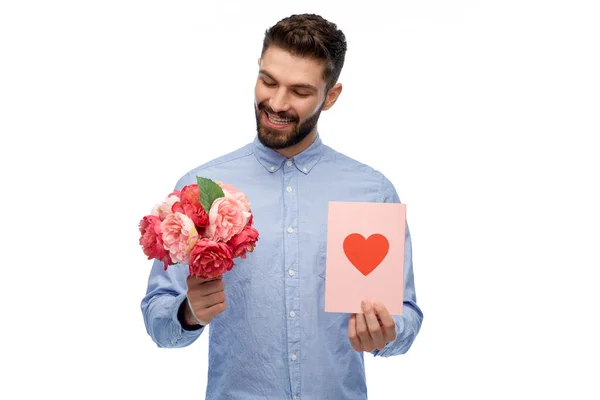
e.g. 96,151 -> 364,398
259,69 -> 318,92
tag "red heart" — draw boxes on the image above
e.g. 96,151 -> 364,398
343,233 -> 389,276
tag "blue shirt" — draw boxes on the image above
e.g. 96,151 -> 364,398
141,134 -> 423,400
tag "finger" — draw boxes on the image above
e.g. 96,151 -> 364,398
188,279 -> 225,297
195,301 -> 227,323
373,302 -> 397,342
362,300 -> 385,350
192,290 -> 226,310
186,275 -> 222,288
348,314 -> 362,351
355,312 -> 373,351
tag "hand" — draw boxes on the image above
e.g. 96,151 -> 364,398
348,300 -> 396,352
184,275 -> 227,326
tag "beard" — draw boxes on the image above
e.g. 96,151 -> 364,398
255,99 -> 325,150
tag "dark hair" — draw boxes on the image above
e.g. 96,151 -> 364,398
261,14 -> 347,92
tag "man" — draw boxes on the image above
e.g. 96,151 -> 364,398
141,13 -> 423,399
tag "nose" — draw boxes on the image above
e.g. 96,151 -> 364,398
268,89 -> 290,113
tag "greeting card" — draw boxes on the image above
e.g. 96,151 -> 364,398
324,201 -> 406,315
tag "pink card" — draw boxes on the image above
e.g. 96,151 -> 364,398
324,201 -> 406,315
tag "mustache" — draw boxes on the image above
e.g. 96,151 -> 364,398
257,102 -> 297,121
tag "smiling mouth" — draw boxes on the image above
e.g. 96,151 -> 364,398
264,111 -> 295,127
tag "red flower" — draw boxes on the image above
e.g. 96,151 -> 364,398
171,184 -> 209,228
228,225 -> 259,259
188,238 -> 234,279
139,215 -> 173,269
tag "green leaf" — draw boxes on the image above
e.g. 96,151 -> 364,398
196,176 -> 225,214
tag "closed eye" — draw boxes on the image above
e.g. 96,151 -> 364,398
262,78 -> 310,97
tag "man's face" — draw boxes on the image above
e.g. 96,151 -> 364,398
254,46 -> 329,150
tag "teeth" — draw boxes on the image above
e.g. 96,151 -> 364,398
267,113 -> 292,124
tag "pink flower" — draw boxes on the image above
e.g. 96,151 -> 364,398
188,238 -> 234,279
151,189 -> 181,220
139,178 -> 260,278
217,182 -> 251,212
171,184 -> 209,229
160,212 -> 199,264
138,215 -> 173,269
229,225 -> 259,259
204,197 -> 249,242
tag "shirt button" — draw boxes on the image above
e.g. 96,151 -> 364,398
270,166 -> 275,171
286,186 -> 292,192
303,167 -> 308,173
287,226 -> 293,233
291,354 -> 297,361
286,160 -> 293,166
294,396 -> 299,400
289,269 -> 295,276
289,311 -> 296,318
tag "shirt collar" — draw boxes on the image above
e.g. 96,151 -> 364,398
252,133 -> 325,175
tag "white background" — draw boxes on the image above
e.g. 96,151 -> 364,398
1,1 -> 599,399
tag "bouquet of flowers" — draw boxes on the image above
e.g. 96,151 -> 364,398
138,177 -> 259,279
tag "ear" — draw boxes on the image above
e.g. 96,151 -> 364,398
257,57 -> 261,67
322,83 -> 343,111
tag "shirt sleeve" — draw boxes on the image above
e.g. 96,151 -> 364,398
371,175 -> 424,357
140,258 -> 205,348
140,173 -> 205,348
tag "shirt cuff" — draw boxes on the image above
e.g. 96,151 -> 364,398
176,296 -> 204,331
372,317 -> 403,357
